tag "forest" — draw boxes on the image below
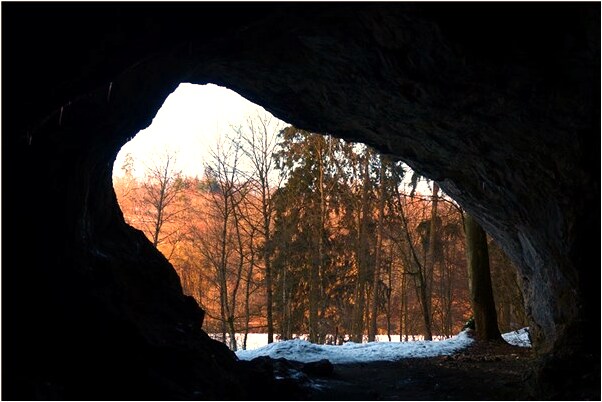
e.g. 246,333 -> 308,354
113,115 -> 527,351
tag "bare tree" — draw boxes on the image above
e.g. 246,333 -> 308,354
196,136 -> 249,350
136,152 -> 189,257
391,176 -> 434,341
241,224 -> 259,350
237,113 -> 284,344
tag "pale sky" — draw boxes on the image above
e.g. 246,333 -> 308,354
113,83 -> 284,179
112,82 -> 432,195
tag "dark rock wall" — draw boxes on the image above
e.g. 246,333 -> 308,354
3,3 -> 599,399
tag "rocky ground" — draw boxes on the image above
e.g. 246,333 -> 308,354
260,340 -> 536,400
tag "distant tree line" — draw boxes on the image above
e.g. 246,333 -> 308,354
113,114 -> 528,350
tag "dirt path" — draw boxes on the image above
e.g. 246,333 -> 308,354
302,341 -> 535,400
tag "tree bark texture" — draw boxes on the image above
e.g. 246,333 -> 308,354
464,213 -> 501,341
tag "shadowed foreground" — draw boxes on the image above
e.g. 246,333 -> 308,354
249,340 -> 537,400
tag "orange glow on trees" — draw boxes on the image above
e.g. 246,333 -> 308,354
114,127 -> 527,348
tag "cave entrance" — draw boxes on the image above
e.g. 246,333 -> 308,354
5,3 -> 597,399
112,83 -> 528,354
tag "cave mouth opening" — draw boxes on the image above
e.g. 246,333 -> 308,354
4,3 -> 597,399
112,82 -> 528,355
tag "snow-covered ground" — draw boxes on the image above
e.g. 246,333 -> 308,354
236,330 -> 474,363
501,327 -> 531,347
210,333 -> 448,351
234,328 -> 532,363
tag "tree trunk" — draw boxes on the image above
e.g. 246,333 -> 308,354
464,213 -> 501,341
417,270 -> 433,341
353,154 -> 371,343
228,202 -> 247,352
309,259 -> 320,343
352,276 -> 366,342
402,272 -> 408,342
369,159 -> 386,341
265,242 -> 274,344
386,249 -> 393,342
309,144 -> 327,344
280,262 -> 290,340
423,182 -> 440,340
243,230 -> 256,350
395,185 -> 432,341
262,187 -> 275,344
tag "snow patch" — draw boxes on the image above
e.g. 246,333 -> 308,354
502,327 -> 531,348
236,330 -> 474,364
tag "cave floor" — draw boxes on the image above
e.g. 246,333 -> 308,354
302,340 -> 535,400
